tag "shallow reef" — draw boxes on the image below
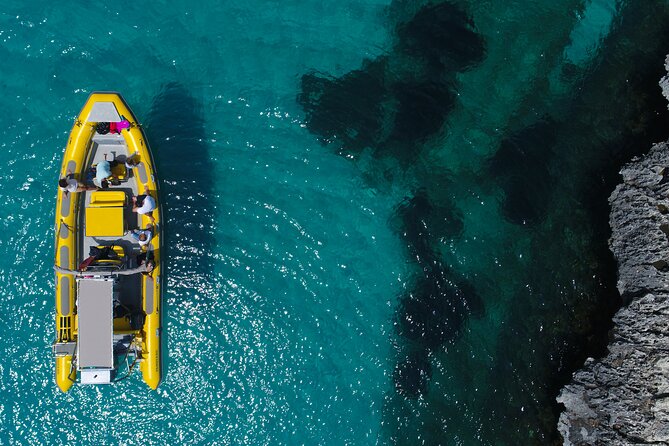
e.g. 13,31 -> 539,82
297,1 -> 488,400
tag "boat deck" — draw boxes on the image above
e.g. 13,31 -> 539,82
75,131 -> 151,342
78,132 -> 150,263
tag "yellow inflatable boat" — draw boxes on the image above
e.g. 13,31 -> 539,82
53,92 -> 162,391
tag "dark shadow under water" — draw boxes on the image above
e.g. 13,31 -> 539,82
477,2 -> 669,444
297,1 -> 485,166
488,117 -> 558,226
392,191 -> 483,398
143,83 -> 215,379
144,82 -> 215,276
298,0 -> 487,399
298,0 -> 488,409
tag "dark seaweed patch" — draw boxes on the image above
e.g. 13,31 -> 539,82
297,0 -> 486,403
393,188 -> 464,247
394,190 -> 434,260
397,271 -> 470,348
297,2 -> 486,161
389,81 -> 456,144
298,59 -> 388,154
392,191 -> 482,396
489,118 -> 558,226
394,351 -> 432,397
396,2 -> 486,72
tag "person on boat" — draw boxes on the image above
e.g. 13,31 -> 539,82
58,171 -> 95,194
93,159 -> 119,188
134,250 -> 156,276
112,259 -> 155,276
109,119 -> 131,134
129,224 -> 154,249
125,154 -> 140,169
132,189 -> 156,223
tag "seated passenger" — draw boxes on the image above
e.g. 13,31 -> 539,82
132,190 -> 156,223
93,159 -> 119,188
129,224 -> 153,249
135,251 -> 156,276
58,171 -> 95,195
125,154 -> 140,169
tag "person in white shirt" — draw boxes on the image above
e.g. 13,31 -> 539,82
130,224 -> 154,249
132,189 -> 156,223
58,171 -> 95,195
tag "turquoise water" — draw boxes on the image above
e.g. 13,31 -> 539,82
2,1 -> 669,444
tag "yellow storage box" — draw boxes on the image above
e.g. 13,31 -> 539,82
86,191 -> 126,236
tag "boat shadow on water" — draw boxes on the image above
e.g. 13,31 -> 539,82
144,82 -> 216,384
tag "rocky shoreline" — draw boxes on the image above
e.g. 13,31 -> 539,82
557,59 -> 669,445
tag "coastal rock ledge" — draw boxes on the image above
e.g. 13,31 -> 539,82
557,140 -> 669,445
557,58 -> 669,445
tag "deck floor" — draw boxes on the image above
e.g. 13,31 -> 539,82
76,132 -> 149,317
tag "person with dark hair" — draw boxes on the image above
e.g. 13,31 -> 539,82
58,171 -> 95,195
132,186 -> 156,223
129,224 -> 154,249
125,154 -> 140,169
134,250 -> 156,276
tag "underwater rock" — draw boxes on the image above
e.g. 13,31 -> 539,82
297,1 -> 486,401
393,189 -> 464,252
392,191 -> 482,397
557,141 -> 669,445
388,81 -> 456,145
397,269 -> 472,349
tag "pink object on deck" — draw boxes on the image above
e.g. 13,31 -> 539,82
109,120 -> 131,134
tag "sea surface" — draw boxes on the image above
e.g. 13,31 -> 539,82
1,1 -> 669,445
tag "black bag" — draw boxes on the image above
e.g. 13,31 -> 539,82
96,122 -> 110,134
89,245 -> 118,260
